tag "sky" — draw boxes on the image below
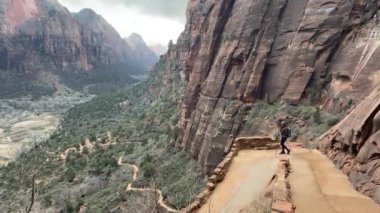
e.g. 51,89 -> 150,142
58,0 -> 187,46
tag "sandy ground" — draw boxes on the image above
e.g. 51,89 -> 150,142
0,92 -> 93,166
198,150 -> 278,213
289,149 -> 380,213
0,112 -> 59,165
197,148 -> 380,213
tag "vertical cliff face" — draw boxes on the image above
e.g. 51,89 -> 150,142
166,0 -> 380,174
74,8 -> 135,70
0,0 -> 88,72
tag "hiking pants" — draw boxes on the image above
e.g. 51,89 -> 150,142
280,137 -> 290,153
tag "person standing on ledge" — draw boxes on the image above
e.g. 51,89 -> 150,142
279,120 -> 291,155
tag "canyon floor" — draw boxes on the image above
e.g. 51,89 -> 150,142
197,146 -> 380,213
0,91 -> 93,166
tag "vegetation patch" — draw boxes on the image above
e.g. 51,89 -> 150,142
244,101 -> 346,144
0,59 -> 204,211
0,70 -> 56,99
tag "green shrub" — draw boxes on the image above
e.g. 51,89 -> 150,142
0,58 -> 205,211
41,194 -> 53,208
142,162 -> 156,179
64,168 -> 76,182
327,115 -> 341,127
64,200 -> 75,213
313,107 -> 321,124
89,133 -> 97,141
124,144 -> 134,155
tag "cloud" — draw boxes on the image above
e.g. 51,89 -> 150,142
58,0 -> 186,45
61,0 -> 187,22
123,0 -> 187,22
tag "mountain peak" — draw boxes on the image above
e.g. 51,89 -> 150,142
128,32 -> 144,40
77,8 -> 97,16
75,8 -> 101,23
126,33 -> 146,47
124,33 -> 158,68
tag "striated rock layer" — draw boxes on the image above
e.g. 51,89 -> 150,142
166,0 -> 380,174
318,86 -> 380,203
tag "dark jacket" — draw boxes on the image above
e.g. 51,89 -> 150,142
280,127 -> 291,139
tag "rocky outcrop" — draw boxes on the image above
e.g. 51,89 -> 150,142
270,157 -> 294,213
318,86 -> 380,203
125,33 -> 158,70
168,0 -> 380,174
73,8 -> 135,71
0,0 -> 151,93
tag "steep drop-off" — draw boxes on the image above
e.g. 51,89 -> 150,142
166,0 -> 380,175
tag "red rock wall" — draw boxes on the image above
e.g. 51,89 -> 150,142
318,86 -> 380,203
170,0 -> 380,174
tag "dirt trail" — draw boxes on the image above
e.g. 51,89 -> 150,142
118,157 -> 178,212
198,150 -> 278,213
289,148 -> 380,213
60,132 -> 115,160
60,139 -> 178,212
196,146 -> 380,213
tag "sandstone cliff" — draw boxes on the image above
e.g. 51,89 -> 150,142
318,86 -> 380,203
0,0 -> 152,97
162,0 -> 380,174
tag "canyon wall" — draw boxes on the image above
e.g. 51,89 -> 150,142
166,0 -> 380,174
0,0 -> 154,81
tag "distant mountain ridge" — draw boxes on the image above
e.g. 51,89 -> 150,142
125,33 -> 158,70
149,43 -> 168,56
0,0 -> 158,98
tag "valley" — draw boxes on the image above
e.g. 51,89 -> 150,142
2,0 -> 380,212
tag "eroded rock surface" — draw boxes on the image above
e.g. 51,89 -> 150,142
319,87 -> 380,203
168,0 -> 380,174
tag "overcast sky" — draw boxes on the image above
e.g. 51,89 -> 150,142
58,0 -> 187,46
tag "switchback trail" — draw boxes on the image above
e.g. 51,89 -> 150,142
60,134 -> 177,212
118,156 -> 178,212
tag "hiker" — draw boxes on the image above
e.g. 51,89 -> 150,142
279,121 -> 291,155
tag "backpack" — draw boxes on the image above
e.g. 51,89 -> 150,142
286,128 -> 292,138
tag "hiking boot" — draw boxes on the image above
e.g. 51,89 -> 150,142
279,151 -> 285,155
287,150 -> 291,155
